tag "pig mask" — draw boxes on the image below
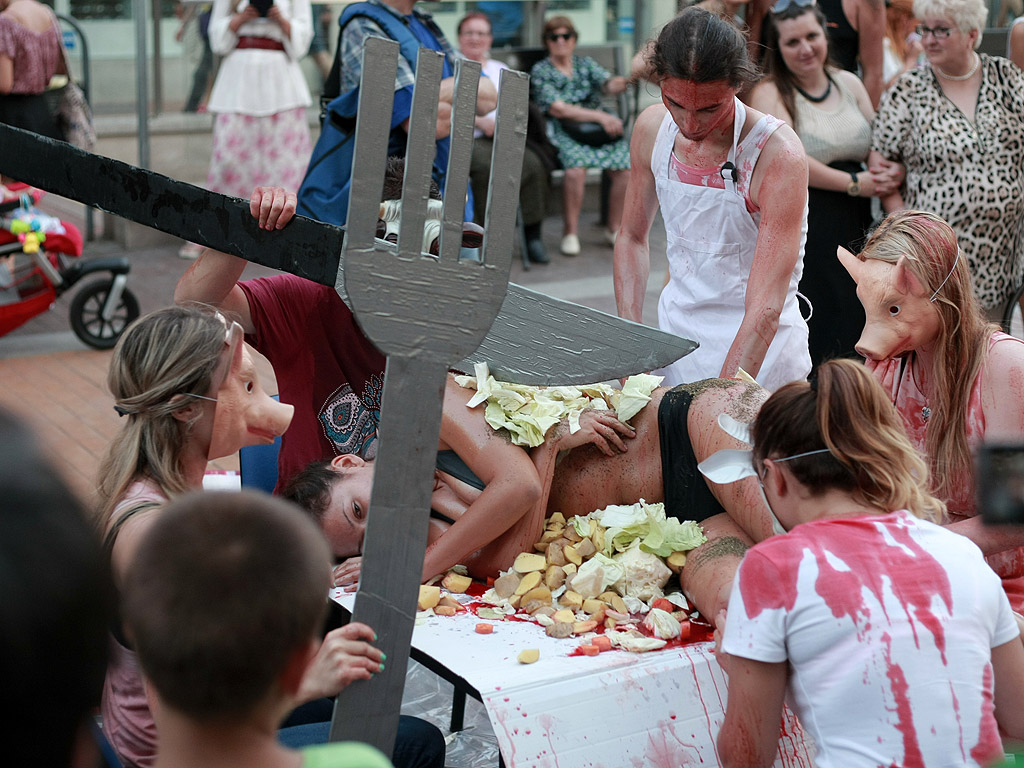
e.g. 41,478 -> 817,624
837,246 -> 942,362
208,323 -> 294,460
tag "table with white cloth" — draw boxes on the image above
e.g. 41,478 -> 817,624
331,590 -> 815,767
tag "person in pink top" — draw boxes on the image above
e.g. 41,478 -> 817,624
716,359 -> 1024,766
0,0 -> 64,142
838,209 -> 1024,614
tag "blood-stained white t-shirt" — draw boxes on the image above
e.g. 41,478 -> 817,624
723,510 -> 1018,768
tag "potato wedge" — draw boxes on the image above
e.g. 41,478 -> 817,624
441,572 -> 473,594
514,571 -> 542,596
513,552 -> 547,573
517,649 -> 540,664
417,585 -> 441,611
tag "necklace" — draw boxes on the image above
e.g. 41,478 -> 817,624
794,74 -> 832,103
935,52 -> 980,81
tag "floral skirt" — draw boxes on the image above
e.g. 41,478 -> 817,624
206,107 -> 311,197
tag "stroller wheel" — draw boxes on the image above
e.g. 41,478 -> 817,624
69,278 -> 141,349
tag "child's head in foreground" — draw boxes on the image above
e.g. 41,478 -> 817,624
123,490 -> 331,722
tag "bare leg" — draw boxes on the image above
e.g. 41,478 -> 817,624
682,512 -> 753,623
562,167 -> 586,237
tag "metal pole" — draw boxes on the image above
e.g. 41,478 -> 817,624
152,0 -> 163,114
134,0 -> 150,169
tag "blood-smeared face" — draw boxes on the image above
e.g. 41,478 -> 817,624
660,78 -> 738,142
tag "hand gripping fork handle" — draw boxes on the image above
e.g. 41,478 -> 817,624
329,37 -> 528,756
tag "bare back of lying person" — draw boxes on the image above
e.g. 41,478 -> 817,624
285,374 -> 770,621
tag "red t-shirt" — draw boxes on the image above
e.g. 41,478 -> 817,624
240,275 -> 386,491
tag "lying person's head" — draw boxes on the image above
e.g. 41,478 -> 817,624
283,455 -> 374,560
751,358 -> 945,527
123,490 -> 331,723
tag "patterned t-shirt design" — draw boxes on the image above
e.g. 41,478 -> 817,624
318,373 -> 384,459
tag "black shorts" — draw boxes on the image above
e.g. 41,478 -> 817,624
658,385 -> 726,523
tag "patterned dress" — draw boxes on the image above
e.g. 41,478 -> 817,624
205,0 -> 313,196
530,55 -> 630,171
872,55 -> 1024,311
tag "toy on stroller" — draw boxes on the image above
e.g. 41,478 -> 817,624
0,185 -> 139,349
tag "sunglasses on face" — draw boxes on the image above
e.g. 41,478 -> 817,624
915,24 -> 953,38
771,0 -> 815,14
546,32 -> 575,42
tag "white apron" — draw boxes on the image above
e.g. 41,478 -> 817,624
653,100 -> 810,391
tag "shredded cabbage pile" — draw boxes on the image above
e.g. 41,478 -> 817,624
589,499 -> 707,558
454,362 -> 662,448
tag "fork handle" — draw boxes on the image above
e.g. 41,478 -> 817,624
329,356 -> 449,753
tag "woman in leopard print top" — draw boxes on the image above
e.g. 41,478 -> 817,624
870,0 -> 1024,316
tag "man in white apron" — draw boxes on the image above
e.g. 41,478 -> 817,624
614,7 -> 811,391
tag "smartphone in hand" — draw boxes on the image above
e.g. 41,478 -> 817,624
250,0 -> 273,17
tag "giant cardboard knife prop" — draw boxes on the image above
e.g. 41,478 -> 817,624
0,102 -> 695,386
0,39 -> 696,759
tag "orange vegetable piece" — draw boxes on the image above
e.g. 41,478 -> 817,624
475,623 -> 495,634
592,636 -> 612,652
652,598 -> 675,613
678,620 -> 692,642
579,644 -> 600,656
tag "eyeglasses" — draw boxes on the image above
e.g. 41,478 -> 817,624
546,32 -> 575,42
916,24 -> 953,38
460,29 -> 491,37
771,0 -> 815,14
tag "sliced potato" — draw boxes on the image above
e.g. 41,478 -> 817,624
513,552 -> 547,573
551,608 -> 577,624
417,585 -> 441,611
564,544 -> 583,566
561,590 -> 583,609
493,571 -> 522,599
545,621 -> 574,638
517,648 -> 540,664
514,571 -> 542,596
441,572 -> 472,594
544,564 -> 566,590
575,538 -> 597,559
520,585 -> 552,606
546,541 -> 567,567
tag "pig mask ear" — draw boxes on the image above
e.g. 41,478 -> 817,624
894,255 -> 929,298
837,246 -> 862,284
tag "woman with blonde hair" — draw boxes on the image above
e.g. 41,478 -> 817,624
97,305 -> 245,767
842,209 -> 1024,615
716,358 -> 1024,766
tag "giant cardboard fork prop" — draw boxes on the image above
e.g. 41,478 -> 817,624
0,39 -> 697,756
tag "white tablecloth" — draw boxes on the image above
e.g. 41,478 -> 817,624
331,590 -> 815,767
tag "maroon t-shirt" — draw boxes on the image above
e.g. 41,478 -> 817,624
240,275 -> 386,491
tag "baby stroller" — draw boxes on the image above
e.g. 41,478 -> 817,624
0,185 -> 139,349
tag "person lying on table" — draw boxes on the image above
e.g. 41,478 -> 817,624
284,373 -> 774,623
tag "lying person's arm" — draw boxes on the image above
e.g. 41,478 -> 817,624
424,378 -> 634,580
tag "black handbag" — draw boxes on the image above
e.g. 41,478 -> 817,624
558,113 -> 618,148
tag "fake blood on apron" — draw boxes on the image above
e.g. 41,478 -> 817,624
652,99 -> 810,391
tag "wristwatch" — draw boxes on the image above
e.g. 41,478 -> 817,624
846,172 -> 861,197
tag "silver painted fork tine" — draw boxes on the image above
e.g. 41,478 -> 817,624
344,37 -> 399,260
438,57 -> 480,262
481,68 -> 529,269
397,48 -> 442,258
